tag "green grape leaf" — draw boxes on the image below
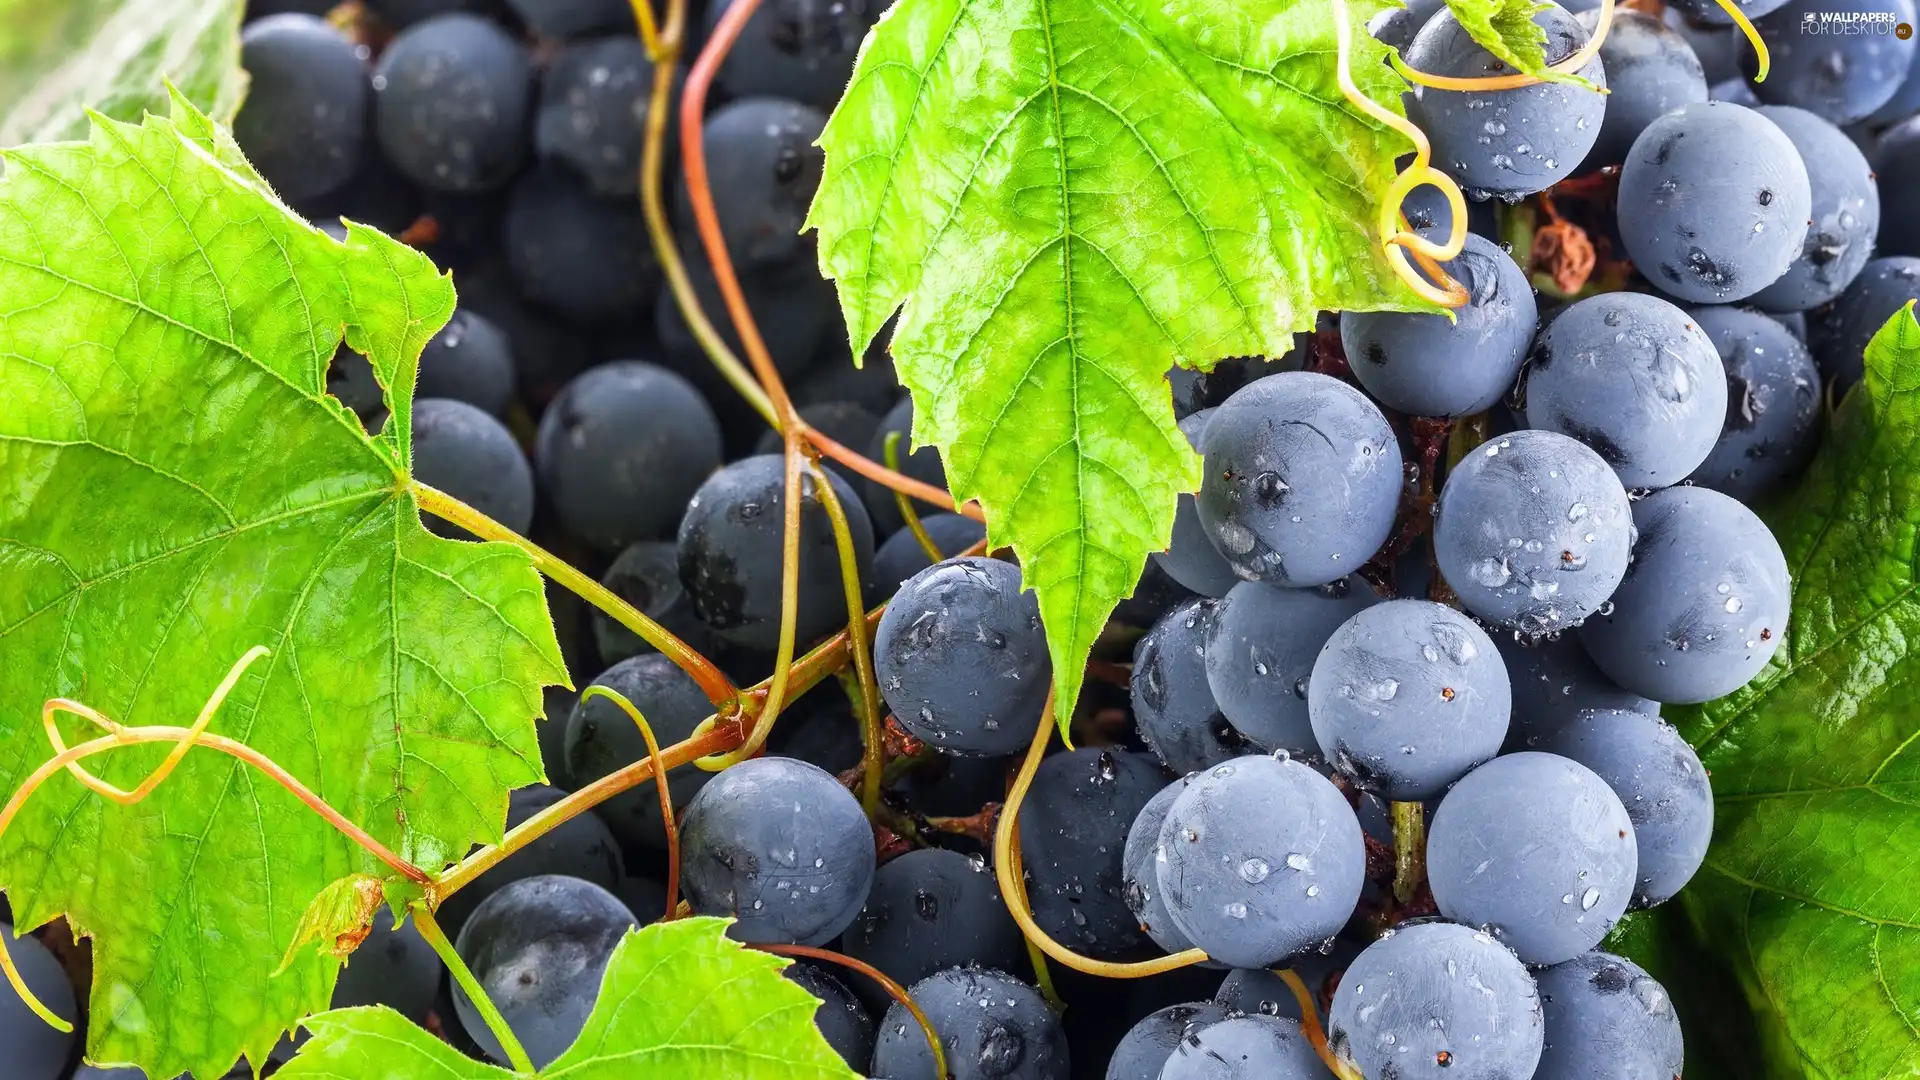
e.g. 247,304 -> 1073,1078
1653,304 -> 1920,1080
1436,0 -> 1593,88
0,95 -> 565,1079
0,0 -> 245,145
277,917 -> 862,1079
275,874 -> 388,976
808,0 -> 1436,728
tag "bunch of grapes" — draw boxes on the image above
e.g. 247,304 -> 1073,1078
24,0 -> 1920,1075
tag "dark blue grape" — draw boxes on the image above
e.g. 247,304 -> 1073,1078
1341,234 -> 1537,417
1196,373 -> 1401,588
865,396 -> 949,538
564,654 -> 715,851
873,513 -> 989,593
1745,0 -> 1918,125
1105,1002 -> 1232,1080
1204,576 -> 1379,756
1495,632 -> 1658,750
1309,599 -> 1511,800
1748,106 -> 1881,311
0,923 -> 75,1080
1020,749 -> 1166,959
1329,921 -> 1543,1080
1428,753 -> 1638,964
235,15 -> 368,202
373,14 -> 530,192
1668,8 -> 1741,80
785,962 -> 874,1072
436,785 -> 626,936
537,361 -> 722,552
1617,101 -> 1812,303
678,755 -> 875,945
675,97 -> 825,271
874,556 -> 1049,756
1521,291 -> 1728,487
535,37 -> 657,197
707,0 -> 884,108
1683,304 -> 1823,500
1133,599 -> 1251,775
842,849 -> 1026,1008
1535,951 -> 1684,1080
1167,351 -> 1305,420
1578,10 -> 1710,167
333,915 -> 439,1023
1579,485 -> 1791,703
592,541 -> 719,665
1406,6 -> 1606,198
1876,119 -> 1920,259
506,0 -> 634,38
452,875 -> 636,1067
1532,709 -> 1713,907
871,967 -> 1067,1080
1123,776 -> 1200,955
1155,757 -> 1365,969
1157,1015 -> 1326,1080
1155,410 -> 1240,597
417,308 -> 515,418
412,398 -> 534,537
1666,0 -> 1792,25
505,167 -> 659,325
658,246 -> 835,384
1811,255 -> 1920,393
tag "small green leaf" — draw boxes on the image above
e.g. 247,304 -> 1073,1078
1435,0 -> 1593,88
809,0 -> 1436,728
0,98 -> 564,1078
1658,303 -> 1920,1080
0,0 -> 245,145
276,875 -> 387,976
278,917 -> 862,1079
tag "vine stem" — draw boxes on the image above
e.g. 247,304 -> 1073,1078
414,906 -> 536,1074
1391,800 -> 1427,905
992,692 -> 1211,977
756,944 -> 947,1080
579,687 -> 682,921
812,461 -> 886,815
410,480 -> 739,716
1276,967 -> 1365,1080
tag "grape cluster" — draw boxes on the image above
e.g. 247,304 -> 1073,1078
19,0 -> 1915,1076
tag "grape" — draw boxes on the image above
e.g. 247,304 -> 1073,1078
1433,429 -> 1634,633
614,875 -> 669,923
454,261 -> 591,408
1531,709 -> 1712,907
678,755 -> 875,944
1868,49 -> 1920,124
1747,106 -> 1881,312
412,398 -> 535,537
871,967 -> 1067,1080
1521,291 -> 1729,487
887,750 -> 1011,819
675,97 -> 826,271
865,397 -> 950,538
1203,576 -> 1379,756
873,556 -> 1048,756
504,167 -> 659,324
1154,756 -> 1365,969
1577,10 -> 1710,168
766,689 -> 867,775
1019,748 -> 1166,958
785,962 -> 874,1071
452,875 -> 637,1067
592,541 -> 719,665
797,345 -> 903,416
1617,102 -> 1813,303
1308,599 -> 1511,800
1495,633 -> 1657,749
1154,410 -> 1240,597
874,513 -> 989,592
1877,119 -> 1920,259
1157,1015 -> 1326,1080
234,15 -> 367,203
536,361 -> 723,553
1211,938 -> 1360,1022
333,915 -> 439,1022
1105,1001 -> 1232,1080
1578,486 -> 1790,703
564,654 -> 715,850
1195,372 -> 1402,588
1744,0 -> 1918,124
1115,558 -> 1201,631
842,849 -> 1027,1006
1368,0 -> 1445,50
416,308 -> 515,418
1535,951 -> 1685,1080
373,14 -> 531,192
363,0 -> 478,27
506,0 -> 634,39
659,254 -> 835,382
1811,255 -> 1920,394
1340,235 -> 1536,418
0,923 -> 75,1080
1772,309 -> 1809,343
1167,350 -> 1305,420
1667,8 -> 1741,80
1132,599 -> 1252,775
1428,752 -> 1638,964
756,402 -> 882,464
535,37 -> 656,197
1404,6 -> 1606,199
706,0 -> 884,108
1683,303 -> 1823,500
437,785 -> 626,935
1328,921 -> 1544,1080
1123,777 -> 1200,955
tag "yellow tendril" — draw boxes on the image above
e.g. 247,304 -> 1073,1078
1331,0 -> 1471,307
1718,0 -> 1771,81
